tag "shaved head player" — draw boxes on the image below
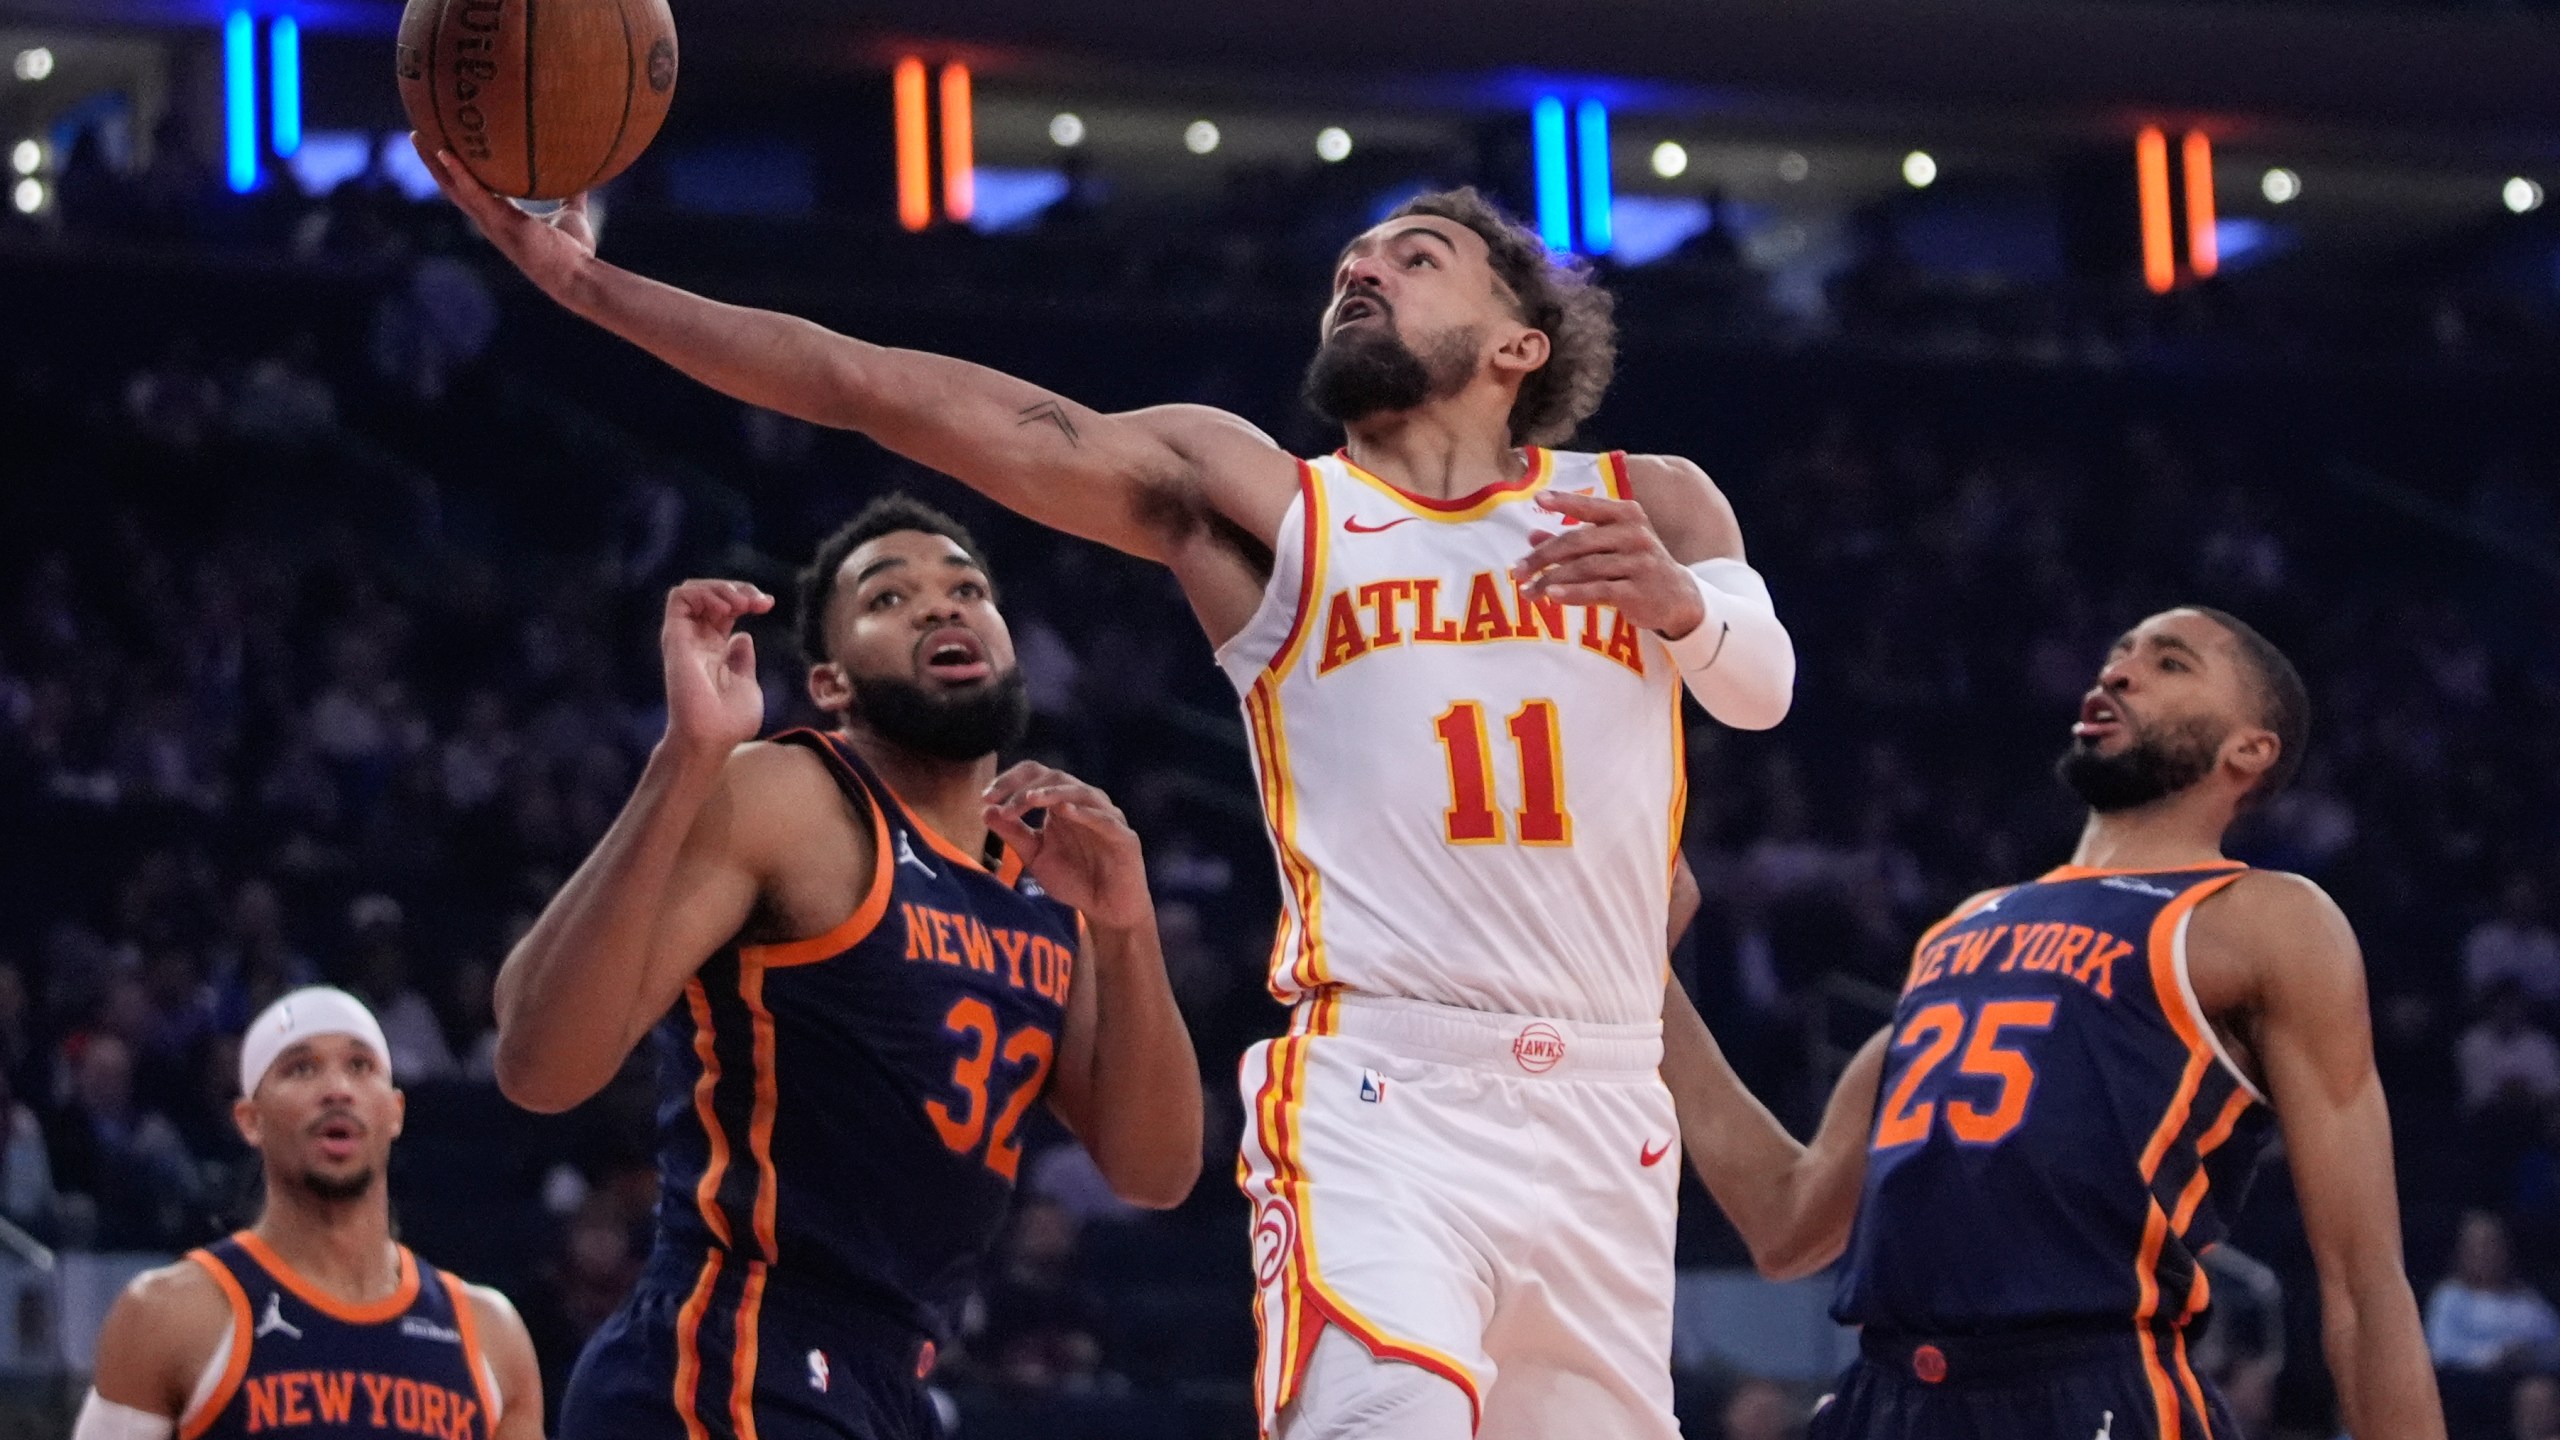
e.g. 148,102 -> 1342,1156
81,988 -> 542,1440
432,138 -> 1796,1438
1662,608 -> 2445,1440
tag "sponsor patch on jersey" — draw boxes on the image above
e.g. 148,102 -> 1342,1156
401,1316 -> 462,1344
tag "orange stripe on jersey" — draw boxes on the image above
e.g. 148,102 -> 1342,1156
729,1261 -> 769,1440
2144,870 -> 2250,1065
1262,462 -> 1330,683
737,794 -> 893,968
2170,1087 -> 2257,1235
741,961 -> 784,1264
2132,1202 -> 2183,1440
1602,449 -> 1634,500
234,1232 -> 420,1323
1337,446 -> 1553,522
2043,860 -> 2244,884
441,1270 -> 498,1434
671,1250 -> 724,1440
684,981 -> 734,1249
181,1250 -> 256,1440
2173,1327 -> 2216,1440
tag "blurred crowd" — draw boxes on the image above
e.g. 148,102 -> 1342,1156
3,129 -> 2560,1438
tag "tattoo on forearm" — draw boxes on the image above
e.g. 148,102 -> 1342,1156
1017,401 -> 1081,448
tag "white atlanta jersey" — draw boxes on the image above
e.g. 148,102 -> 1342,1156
1215,448 -> 1687,1028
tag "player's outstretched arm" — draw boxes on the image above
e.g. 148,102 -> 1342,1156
1662,980 -> 1885,1281
420,143 -> 1298,564
494,581 -> 803,1113
77,1261 -> 229,1437
987,763 -> 1203,1209
2196,874 -> 2445,1440
462,1283 -> 546,1440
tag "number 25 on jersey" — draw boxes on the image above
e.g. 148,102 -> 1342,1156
1434,700 -> 1572,846
1873,997 -> 2055,1150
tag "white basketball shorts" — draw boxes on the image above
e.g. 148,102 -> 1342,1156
1237,990 -> 1682,1439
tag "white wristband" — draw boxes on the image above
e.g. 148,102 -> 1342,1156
73,1392 -> 175,1440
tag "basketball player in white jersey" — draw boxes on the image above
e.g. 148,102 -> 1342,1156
429,150 -> 1795,1439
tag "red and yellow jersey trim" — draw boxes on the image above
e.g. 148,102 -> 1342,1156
1335,447 -> 1553,523
1245,468 -> 1332,999
180,1249 -> 257,1440
232,1232 -> 421,1325
1601,449 -> 1634,500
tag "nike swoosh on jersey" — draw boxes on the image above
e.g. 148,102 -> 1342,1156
1342,515 -> 1417,534
1639,1138 -> 1673,1167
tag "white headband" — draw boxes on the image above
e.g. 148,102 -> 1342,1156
239,987 -> 393,1097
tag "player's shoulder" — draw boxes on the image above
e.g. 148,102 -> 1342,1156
725,734 -> 835,794
2191,868 -> 2364,994
96,1255 -> 236,1385
1611,453 -> 1742,556
444,1271 -> 535,1348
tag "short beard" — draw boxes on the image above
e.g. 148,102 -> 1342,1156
848,667 -> 1031,762
293,1167 -> 376,1203
2055,717 -> 2225,813
1302,322 -> 1480,428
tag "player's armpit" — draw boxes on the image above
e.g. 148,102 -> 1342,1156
2202,874 -> 2446,1440
464,1284 -> 547,1440
89,1261 -> 232,1421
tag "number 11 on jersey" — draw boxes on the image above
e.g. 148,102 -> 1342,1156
1433,699 -> 1573,847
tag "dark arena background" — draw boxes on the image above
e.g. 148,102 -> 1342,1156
3,0 -> 2559,1435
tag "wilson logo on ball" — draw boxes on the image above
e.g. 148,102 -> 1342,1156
397,0 -> 679,200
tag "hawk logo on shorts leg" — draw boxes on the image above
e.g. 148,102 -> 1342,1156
1511,1023 -> 1566,1074
1252,1198 -> 1297,1290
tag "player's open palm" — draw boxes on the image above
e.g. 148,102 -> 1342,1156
983,764 -> 1152,931
414,136 -> 598,298
661,580 -> 771,754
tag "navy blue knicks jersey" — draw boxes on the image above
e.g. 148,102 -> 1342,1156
184,1232 -> 498,1440
1835,863 -> 2277,1342
649,728 -> 1079,1344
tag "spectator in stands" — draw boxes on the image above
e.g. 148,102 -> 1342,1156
228,332 -> 338,444
2193,1245 -> 2286,1437
2517,1373 -> 2560,1440
342,895 -> 457,1080
208,879 -> 316,1032
121,335 -> 224,453
0,1063 -> 61,1241
969,1199 -> 1109,1392
2429,1210 -> 2560,1375
2471,876 -> 2560,1007
2460,983 -> 2560,1116
1720,1377 -> 1802,1440
47,1033 -> 199,1248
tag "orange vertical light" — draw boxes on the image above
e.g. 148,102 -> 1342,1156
939,64 -> 974,224
2182,130 -> 2218,279
2136,125 -> 2175,295
894,57 -> 931,232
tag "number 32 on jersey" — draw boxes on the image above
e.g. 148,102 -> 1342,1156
1433,699 -> 1572,846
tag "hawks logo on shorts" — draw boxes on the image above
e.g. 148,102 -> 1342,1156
1214,449 -> 1687,1029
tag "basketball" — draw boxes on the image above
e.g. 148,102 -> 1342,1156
394,0 -> 677,201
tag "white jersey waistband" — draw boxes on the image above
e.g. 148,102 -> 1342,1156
1289,990 -> 1663,1080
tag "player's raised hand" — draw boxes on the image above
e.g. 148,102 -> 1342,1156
660,580 -> 772,756
1514,489 -> 1709,639
413,135 -> 598,298
982,763 -> 1152,932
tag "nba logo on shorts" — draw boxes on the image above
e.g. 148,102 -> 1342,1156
806,1349 -> 829,1393
1511,1023 -> 1566,1074
1358,1068 -> 1385,1103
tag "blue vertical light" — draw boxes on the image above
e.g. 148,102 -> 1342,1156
1531,96 -> 1570,251
224,9 -> 258,192
1575,99 -> 1613,255
270,16 -> 301,159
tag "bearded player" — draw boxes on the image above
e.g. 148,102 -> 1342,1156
430,143 -> 1792,1439
80,988 -> 542,1440
1661,608 -> 2443,1439
493,498 -> 1201,1440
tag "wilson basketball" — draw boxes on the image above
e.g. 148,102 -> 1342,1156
395,0 -> 678,201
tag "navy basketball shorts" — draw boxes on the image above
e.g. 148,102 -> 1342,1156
558,1258 -> 944,1440
1810,1325 -> 2239,1440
